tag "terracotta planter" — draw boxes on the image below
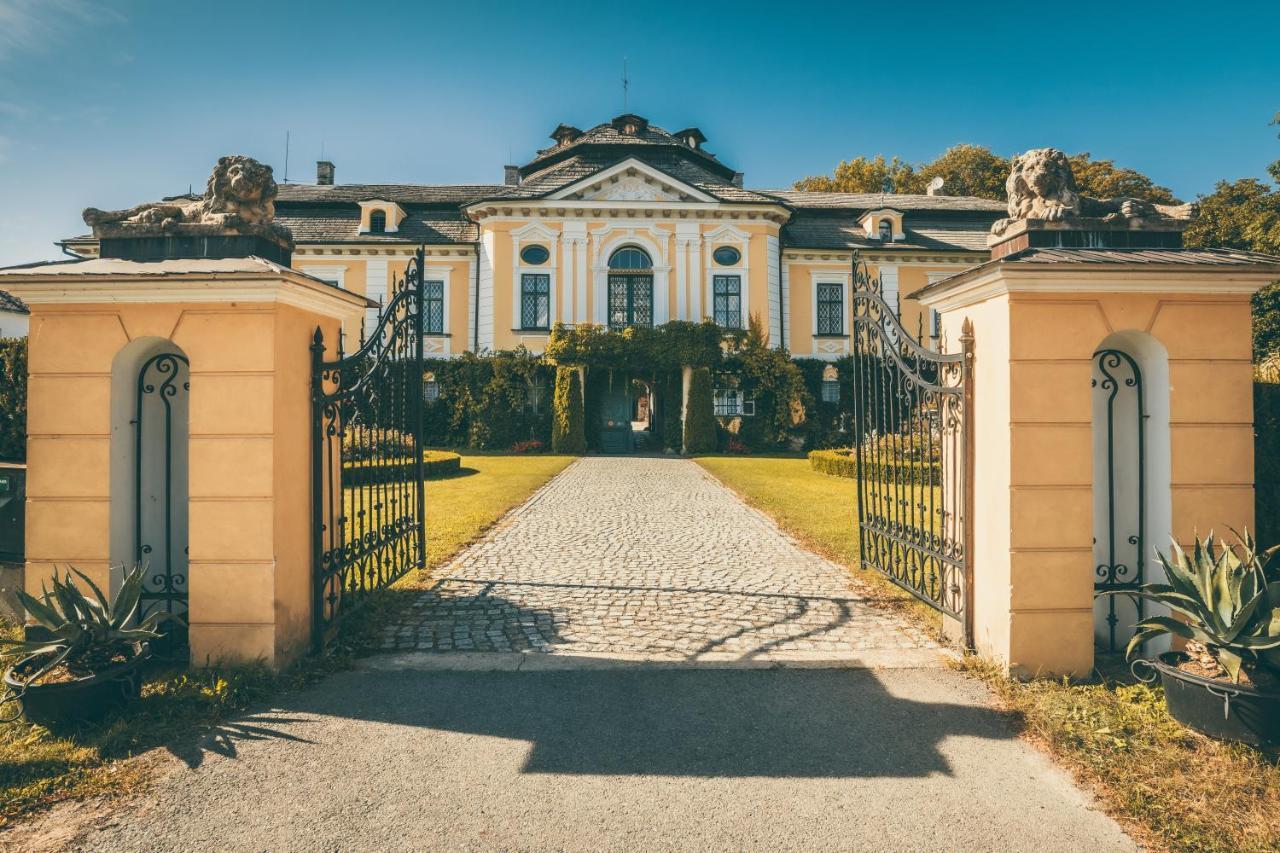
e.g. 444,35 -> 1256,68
3,642 -> 149,726
1137,652 -> 1280,747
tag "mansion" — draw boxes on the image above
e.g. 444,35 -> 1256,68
61,113 -> 1004,358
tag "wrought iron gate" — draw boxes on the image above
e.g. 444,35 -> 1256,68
1092,348 -> 1146,653
135,351 -> 190,655
850,259 -> 974,645
311,249 -> 427,650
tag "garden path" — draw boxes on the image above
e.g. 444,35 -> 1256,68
381,455 -> 936,664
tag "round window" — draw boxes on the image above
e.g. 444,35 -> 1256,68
712,246 -> 741,266
520,244 -> 550,265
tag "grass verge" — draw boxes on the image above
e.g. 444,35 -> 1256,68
958,656 -> 1280,853
693,453 -> 943,634
0,451 -> 575,828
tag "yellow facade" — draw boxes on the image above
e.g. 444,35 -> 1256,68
923,262 -> 1278,677
4,262 -> 366,668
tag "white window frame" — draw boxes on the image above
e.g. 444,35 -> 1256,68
713,388 -> 755,417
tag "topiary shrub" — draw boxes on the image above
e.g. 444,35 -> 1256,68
552,366 -> 586,453
683,367 -> 716,454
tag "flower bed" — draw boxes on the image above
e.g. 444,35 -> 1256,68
808,448 -> 940,484
342,450 -> 461,485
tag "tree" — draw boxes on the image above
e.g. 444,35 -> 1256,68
0,338 -> 26,462
795,145 -> 1175,204
906,144 -> 1008,200
794,155 -> 917,194
1067,153 -> 1179,204
551,366 -> 586,453
1185,160 -> 1280,359
682,367 -> 717,454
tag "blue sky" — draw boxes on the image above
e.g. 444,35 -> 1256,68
0,0 -> 1277,266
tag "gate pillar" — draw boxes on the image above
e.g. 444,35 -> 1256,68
916,246 -> 1280,678
0,259 -> 367,668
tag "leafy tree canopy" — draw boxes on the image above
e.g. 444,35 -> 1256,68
795,144 -> 1178,204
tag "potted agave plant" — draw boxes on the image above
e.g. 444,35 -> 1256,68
1110,531 -> 1280,746
1,566 -> 165,726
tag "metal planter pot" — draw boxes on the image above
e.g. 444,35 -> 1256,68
1137,651 -> 1280,747
3,642 -> 150,727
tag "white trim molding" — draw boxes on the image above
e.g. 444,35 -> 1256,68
423,264 -> 453,356
547,157 -> 718,204
511,221 -> 559,331
590,224 -> 672,326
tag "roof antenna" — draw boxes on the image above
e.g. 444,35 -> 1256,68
283,130 -> 291,183
622,57 -> 629,112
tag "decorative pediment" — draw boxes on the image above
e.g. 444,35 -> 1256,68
548,158 -> 717,204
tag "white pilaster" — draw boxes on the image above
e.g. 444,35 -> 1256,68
363,258 -> 389,340
880,263 -> 901,317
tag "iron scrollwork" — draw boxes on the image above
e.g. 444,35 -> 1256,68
1092,348 -> 1145,654
310,247 -> 428,650
850,257 -> 973,643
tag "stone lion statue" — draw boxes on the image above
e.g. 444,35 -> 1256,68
1000,147 -> 1195,229
83,155 -> 289,242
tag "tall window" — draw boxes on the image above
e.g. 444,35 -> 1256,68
877,219 -> 892,242
713,275 -> 741,329
521,273 -> 551,329
607,246 -> 653,330
369,210 -> 387,234
816,282 -> 844,336
423,280 -> 444,334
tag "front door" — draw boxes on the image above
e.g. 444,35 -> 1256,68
600,382 -> 632,454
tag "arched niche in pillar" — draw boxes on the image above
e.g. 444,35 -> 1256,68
108,336 -> 190,651
1091,330 -> 1172,656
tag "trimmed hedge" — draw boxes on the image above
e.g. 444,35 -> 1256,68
1256,381 -> 1280,548
342,450 -> 461,485
552,366 -> 586,453
0,338 -> 26,462
683,367 -> 717,453
808,448 -> 941,484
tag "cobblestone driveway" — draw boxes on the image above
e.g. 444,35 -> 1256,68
384,456 -> 934,661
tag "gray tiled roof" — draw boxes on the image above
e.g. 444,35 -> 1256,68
274,207 -> 478,244
496,150 -> 776,204
0,289 -> 29,314
275,184 -> 508,204
782,210 -> 997,253
524,116 -> 728,171
765,190 -> 1007,212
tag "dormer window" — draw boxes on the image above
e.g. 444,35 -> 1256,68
878,219 -> 892,242
860,208 -> 904,242
358,200 -> 406,235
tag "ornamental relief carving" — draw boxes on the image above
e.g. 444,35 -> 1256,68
585,176 -> 679,202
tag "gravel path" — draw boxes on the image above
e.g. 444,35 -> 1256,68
382,456 -> 932,661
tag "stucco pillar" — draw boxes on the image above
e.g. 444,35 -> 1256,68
918,251 -> 1280,678
1,259 -> 367,669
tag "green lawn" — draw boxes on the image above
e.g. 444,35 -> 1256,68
0,451 -> 576,827
693,454 -> 943,632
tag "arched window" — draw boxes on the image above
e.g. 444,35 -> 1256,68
369,210 -> 387,234
608,246 -> 652,270
606,246 -> 654,329
878,219 -> 892,242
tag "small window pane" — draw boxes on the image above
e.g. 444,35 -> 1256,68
521,273 -> 551,329
816,282 -> 843,336
821,380 -> 840,403
423,280 -> 444,334
520,244 -> 550,265
424,380 -> 440,402
713,275 -> 741,329
712,246 -> 741,266
369,210 -> 387,234
608,246 -> 652,270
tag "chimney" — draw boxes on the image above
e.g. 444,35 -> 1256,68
316,160 -> 335,186
504,165 -> 521,186
732,172 -> 744,188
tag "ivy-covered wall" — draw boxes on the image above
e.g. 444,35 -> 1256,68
421,349 -> 553,450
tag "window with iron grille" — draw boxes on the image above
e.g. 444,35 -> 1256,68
526,380 -> 545,414
816,282 -> 843,336
713,275 -> 742,329
821,380 -> 840,403
713,389 -> 754,417
607,275 -> 653,330
424,380 -> 440,402
521,273 -> 551,329
423,280 -> 444,334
